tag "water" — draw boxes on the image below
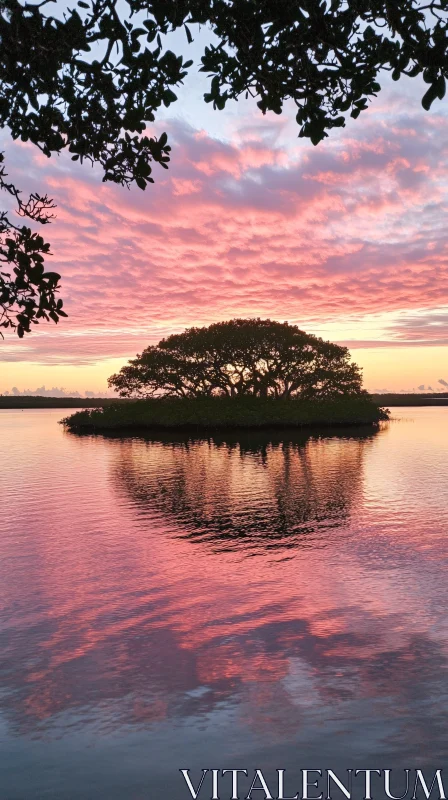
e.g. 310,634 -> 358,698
0,408 -> 447,799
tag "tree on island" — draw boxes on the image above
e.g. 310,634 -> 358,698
108,319 -> 364,399
2,0 -> 447,336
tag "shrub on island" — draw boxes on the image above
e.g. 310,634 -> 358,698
62,394 -> 388,433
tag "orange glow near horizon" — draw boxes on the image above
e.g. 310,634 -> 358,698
1,345 -> 447,397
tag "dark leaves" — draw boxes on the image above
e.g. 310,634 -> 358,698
0,153 -> 66,337
0,0 -> 446,190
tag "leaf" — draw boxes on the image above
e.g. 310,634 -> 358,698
184,24 -> 193,44
423,67 -> 437,84
436,75 -> 446,100
162,89 -> 177,107
43,271 -> 61,282
407,64 -> 421,78
339,96 -> 352,112
421,81 -> 440,111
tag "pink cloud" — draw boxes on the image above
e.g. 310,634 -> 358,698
2,107 -> 448,365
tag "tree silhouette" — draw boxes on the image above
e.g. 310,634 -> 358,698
0,154 -> 67,337
1,0 -> 447,334
108,318 -> 365,398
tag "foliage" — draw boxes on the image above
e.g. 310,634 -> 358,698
2,0 -> 447,166
0,153 -> 67,335
108,318 -> 365,399
1,0 -> 448,334
62,394 -> 389,432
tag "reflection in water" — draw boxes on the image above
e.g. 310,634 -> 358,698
1,410 -> 448,798
113,428 -> 376,552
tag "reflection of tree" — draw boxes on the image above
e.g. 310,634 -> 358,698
112,428 -> 377,553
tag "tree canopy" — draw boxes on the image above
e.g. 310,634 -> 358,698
2,0 -> 447,336
108,318 -> 365,399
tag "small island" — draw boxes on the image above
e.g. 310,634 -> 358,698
62,319 -> 389,432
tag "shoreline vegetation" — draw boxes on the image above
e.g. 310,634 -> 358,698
0,393 -> 447,411
0,396 -> 121,409
59,396 -> 389,433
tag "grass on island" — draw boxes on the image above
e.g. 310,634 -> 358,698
61,395 -> 389,433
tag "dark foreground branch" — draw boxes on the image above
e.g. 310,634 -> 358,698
0,152 -> 67,337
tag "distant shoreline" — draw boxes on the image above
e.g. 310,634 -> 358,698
1,393 -> 448,409
372,393 -> 448,406
0,397 -> 126,409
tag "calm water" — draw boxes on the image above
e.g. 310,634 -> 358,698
0,408 -> 447,799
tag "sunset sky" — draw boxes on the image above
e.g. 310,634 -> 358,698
1,28 -> 448,395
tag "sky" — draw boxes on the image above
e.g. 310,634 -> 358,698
1,24 -> 448,395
